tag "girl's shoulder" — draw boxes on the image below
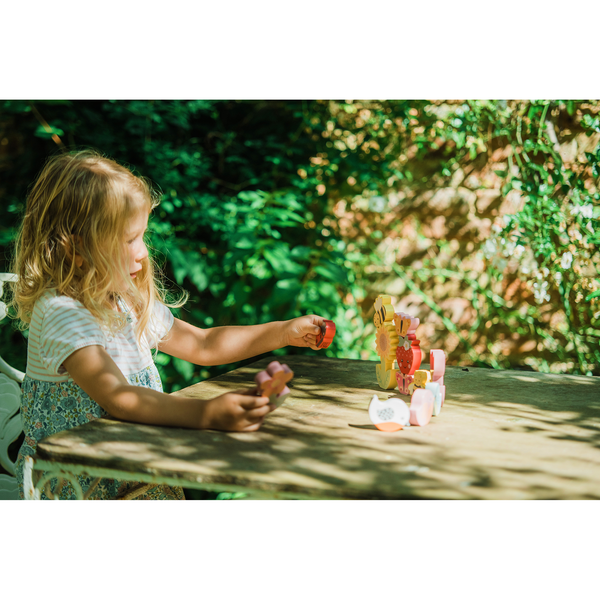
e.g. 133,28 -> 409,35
35,288 -> 87,316
32,288 -> 105,340
27,289 -> 107,381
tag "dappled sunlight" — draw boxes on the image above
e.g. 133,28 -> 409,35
35,355 -> 600,499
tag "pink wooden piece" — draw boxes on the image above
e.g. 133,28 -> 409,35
396,372 -> 414,395
404,314 -> 420,337
269,386 -> 291,408
255,361 -> 294,399
430,349 -> 446,406
394,312 -> 420,337
430,349 -> 446,381
409,389 -> 434,426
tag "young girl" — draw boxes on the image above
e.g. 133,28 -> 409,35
11,150 -> 327,500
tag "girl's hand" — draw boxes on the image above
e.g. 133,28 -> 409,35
201,388 -> 276,432
282,315 -> 325,350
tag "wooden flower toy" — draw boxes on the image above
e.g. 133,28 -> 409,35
375,323 -> 398,367
255,361 -> 294,408
368,394 -> 410,432
316,319 -> 336,349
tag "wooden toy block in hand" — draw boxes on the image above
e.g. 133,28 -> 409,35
316,319 -> 336,349
255,361 -> 294,408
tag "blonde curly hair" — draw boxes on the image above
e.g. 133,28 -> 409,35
10,149 -> 186,349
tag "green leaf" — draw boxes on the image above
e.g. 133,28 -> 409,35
34,124 -> 64,139
231,234 -> 256,249
585,287 -> 600,301
263,245 -> 305,276
275,278 -> 302,290
172,357 -> 194,380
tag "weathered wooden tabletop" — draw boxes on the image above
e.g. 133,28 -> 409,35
36,355 -> 600,499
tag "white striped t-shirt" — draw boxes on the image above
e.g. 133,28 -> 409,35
26,289 -> 174,382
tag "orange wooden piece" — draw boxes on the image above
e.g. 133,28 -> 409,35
375,422 -> 404,432
255,361 -> 294,400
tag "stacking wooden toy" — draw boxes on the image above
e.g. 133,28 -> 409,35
371,293 -> 448,430
368,394 -> 410,431
316,319 -> 336,349
255,361 -> 294,408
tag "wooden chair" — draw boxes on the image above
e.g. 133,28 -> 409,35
0,274 -> 24,500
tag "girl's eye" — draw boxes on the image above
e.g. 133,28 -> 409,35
127,237 -> 136,244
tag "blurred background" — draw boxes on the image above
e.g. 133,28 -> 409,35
1,99 -> 599,395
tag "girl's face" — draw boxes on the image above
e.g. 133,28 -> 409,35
120,210 -> 149,288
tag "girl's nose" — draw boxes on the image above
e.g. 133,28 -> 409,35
137,243 -> 149,262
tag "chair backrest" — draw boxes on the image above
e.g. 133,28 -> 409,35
0,273 -> 23,500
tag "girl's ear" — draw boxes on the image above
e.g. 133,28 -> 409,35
66,235 -> 84,268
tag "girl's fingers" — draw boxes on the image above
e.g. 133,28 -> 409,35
242,419 -> 264,432
246,404 -> 271,420
240,393 -> 270,410
304,337 -> 320,350
303,334 -> 320,350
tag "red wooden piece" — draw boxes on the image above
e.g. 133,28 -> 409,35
396,335 -> 422,376
316,319 -> 336,349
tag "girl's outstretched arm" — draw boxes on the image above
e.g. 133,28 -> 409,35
158,315 -> 325,366
63,345 -> 275,431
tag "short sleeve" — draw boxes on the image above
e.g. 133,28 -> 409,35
146,299 -> 174,349
40,296 -> 106,376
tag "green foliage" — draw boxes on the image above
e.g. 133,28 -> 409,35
453,100 -> 600,375
1,99 -> 598,390
0,100 -> 368,390
304,100 -> 600,375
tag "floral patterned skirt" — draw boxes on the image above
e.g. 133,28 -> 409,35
16,366 -> 185,500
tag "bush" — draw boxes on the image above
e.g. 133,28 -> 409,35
0,99 -> 598,390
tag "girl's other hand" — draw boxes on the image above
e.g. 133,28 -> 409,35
282,315 -> 325,350
202,388 -> 276,432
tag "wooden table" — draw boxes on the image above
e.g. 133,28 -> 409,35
28,355 -> 600,499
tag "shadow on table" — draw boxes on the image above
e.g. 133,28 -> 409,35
39,356 -> 600,500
